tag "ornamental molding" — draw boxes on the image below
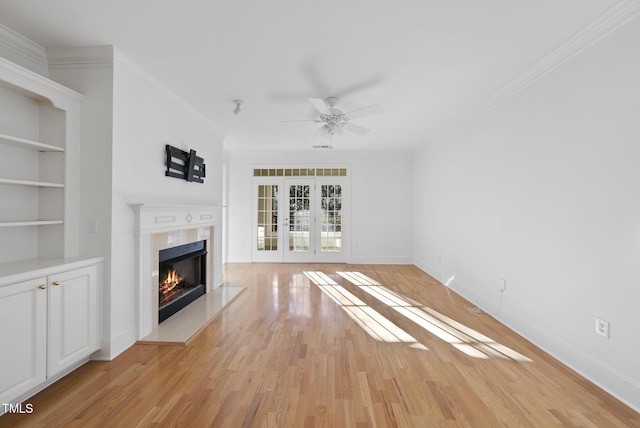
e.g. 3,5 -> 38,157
0,24 -> 48,76
130,204 -> 221,236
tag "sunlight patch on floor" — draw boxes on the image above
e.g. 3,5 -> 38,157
337,271 -> 532,362
304,271 -> 426,348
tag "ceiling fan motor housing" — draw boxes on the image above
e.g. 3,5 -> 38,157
321,98 -> 346,131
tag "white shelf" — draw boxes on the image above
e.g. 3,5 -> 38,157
1,55 -> 83,263
0,178 -> 64,188
0,220 -> 63,228
0,133 -> 64,152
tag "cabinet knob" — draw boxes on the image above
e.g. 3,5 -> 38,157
39,284 -> 47,290
52,281 -> 61,286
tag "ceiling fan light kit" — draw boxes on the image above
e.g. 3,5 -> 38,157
233,99 -> 243,115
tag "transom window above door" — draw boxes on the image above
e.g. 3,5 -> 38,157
253,168 -> 347,177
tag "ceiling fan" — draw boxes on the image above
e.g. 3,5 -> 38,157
281,97 -> 383,137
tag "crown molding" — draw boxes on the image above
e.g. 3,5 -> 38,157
0,24 -> 48,77
47,46 -> 115,68
46,46 -> 227,138
112,48 -> 227,139
430,0 -> 640,141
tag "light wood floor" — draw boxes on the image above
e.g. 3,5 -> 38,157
2,263 -> 638,427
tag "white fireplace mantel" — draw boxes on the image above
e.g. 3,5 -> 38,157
131,203 -> 222,235
131,204 -> 223,339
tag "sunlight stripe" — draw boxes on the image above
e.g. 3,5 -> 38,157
359,306 -> 418,343
393,306 -> 463,344
361,286 -> 412,307
319,285 -> 365,306
304,271 -> 338,286
351,272 -> 381,285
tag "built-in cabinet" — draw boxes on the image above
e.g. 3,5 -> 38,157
0,53 -> 102,410
0,276 -> 47,405
0,259 -> 102,406
47,264 -> 101,377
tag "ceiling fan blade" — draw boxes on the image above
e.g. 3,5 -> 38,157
280,119 -> 321,123
308,98 -> 332,115
335,75 -> 384,98
313,125 -> 331,139
342,122 -> 370,136
343,104 -> 383,120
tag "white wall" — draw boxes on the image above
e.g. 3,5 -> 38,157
49,47 -> 225,360
414,16 -> 640,410
227,150 -> 414,263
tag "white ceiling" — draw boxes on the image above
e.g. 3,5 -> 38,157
0,0 -> 618,152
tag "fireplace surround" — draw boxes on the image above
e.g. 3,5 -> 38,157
131,204 -> 223,340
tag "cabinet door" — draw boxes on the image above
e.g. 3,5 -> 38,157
48,265 -> 100,377
0,277 -> 47,404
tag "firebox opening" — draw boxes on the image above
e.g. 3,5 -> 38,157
158,240 -> 207,323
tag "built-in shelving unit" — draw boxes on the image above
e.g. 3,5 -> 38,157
0,45 -> 103,413
0,132 -> 65,152
0,220 -> 64,228
0,56 -> 83,264
0,177 -> 65,187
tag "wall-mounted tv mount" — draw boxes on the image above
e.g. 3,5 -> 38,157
165,144 -> 205,183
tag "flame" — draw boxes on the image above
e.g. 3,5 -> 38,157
160,269 -> 183,306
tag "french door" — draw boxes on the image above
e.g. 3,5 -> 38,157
284,179 -> 315,262
252,176 -> 348,263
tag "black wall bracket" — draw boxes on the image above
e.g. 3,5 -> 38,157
165,144 -> 206,183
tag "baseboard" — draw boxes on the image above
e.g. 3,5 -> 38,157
348,256 -> 414,265
414,262 -> 640,413
91,327 -> 137,361
491,304 -> 640,413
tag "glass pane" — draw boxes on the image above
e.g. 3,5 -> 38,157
257,185 -> 278,251
320,184 -> 342,252
288,184 -> 310,252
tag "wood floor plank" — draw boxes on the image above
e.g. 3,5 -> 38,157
1,263 -> 639,427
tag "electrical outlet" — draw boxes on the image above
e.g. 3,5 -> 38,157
499,277 -> 506,293
595,318 -> 610,338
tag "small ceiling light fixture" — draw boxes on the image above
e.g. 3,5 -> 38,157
233,99 -> 243,115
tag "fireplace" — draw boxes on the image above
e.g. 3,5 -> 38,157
131,204 -> 224,341
158,240 -> 207,323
